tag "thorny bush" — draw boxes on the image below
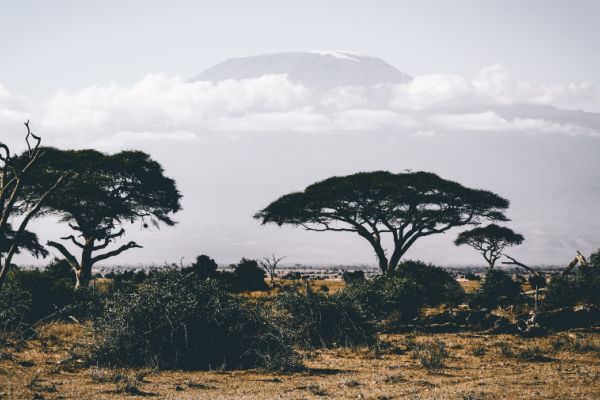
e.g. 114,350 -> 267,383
86,267 -> 301,371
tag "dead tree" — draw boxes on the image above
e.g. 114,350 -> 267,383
501,254 -> 542,277
258,254 -> 286,283
0,121 -> 69,291
561,251 -> 587,276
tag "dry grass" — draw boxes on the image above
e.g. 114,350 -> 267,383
2,322 -> 600,399
459,280 -> 480,293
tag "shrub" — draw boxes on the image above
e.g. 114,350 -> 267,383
528,274 -> 547,289
281,271 -> 302,280
213,258 -> 268,292
87,267 -> 300,371
464,272 -> 481,281
342,270 -> 365,283
543,248 -> 600,310
0,269 -> 74,328
470,268 -> 521,308
408,338 -> 449,373
336,274 -> 425,322
132,269 -> 147,283
184,254 -> 219,279
271,285 -> 375,349
44,258 -> 76,284
391,260 -> 464,306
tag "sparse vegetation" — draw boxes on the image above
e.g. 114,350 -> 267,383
3,139 -> 600,398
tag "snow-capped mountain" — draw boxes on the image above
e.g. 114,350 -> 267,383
188,51 -> 412,90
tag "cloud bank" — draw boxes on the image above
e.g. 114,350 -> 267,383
2,65 -> 599,146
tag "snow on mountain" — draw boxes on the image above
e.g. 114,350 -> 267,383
188,51 -> 412,90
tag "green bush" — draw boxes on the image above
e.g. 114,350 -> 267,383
87,267 -> 300,371
464,272 -> 481,281
0,269 -> 74,328
184,254 -> 219,279
342,270 -> 365,283
44,258 -> 76,284
528,274 -> 547,289
542,248 -> 600,310
337,274 -> 425,322
271,285 -> 374,349
391,260 -> 464,306
470,268 -> 521,308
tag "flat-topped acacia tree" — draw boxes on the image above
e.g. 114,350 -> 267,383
254,171 -> 510,275
454,224 -> 524,268
25,148 -> 182,288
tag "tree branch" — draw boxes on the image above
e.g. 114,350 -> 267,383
60,235 -> 86,249
560,251 -> 586,276
46,240 -> 80,270
3,173 -> 70,269
501,255 -> 541,276
91,241 -> 143,264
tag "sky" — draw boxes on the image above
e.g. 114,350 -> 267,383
2,0 -> 600,269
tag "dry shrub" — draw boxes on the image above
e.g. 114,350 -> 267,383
337,373 -> 362,388
495,341 -> 514,358
470,341 -> 486,357
86,267 -> 302,371
408,338 -> 449,373
548,333 -> 600,354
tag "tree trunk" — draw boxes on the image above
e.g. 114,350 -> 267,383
75,243 -> 94,289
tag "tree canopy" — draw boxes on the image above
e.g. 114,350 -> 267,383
24,148 -> 182,288
454,224 -> 524,268
254,171 -> 510,274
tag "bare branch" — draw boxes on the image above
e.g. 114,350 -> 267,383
501,254 -> 541,276
46,240 -> 80,270
91,241 -> 143,264
24,120 -> 41,157
60,235 -> 86,249
560,251 -> 587,276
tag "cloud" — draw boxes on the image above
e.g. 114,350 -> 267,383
389,65 -> 598,110
0,83 -> 35,148
332,110 -> 418,130
36,65 -> 600,142
411,130 -> 435,137
429,111 -> 600,136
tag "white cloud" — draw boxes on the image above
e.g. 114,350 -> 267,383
411,130 -> 435,137
389,65 -> 598,110
319,86 -> 371,110
332,110 -> 418,130
36,65 -> 600,141
429,111 -> 600,136
0,83 -> 35,147
205,109 -> 333,133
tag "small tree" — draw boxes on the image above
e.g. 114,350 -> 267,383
0,121 -> 69,291
454,224 -> 524,268
254,171 -> 509,274
232,258 -> 268,292
258,254 -> 286,282
187,254 -> 219,279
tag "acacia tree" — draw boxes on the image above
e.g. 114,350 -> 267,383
0,122 -> 69,291
26,148 -> 182,288
254,171 -> 510,274
454,224 -> 524,268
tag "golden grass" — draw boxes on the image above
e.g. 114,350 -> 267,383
3,321 -> 600,399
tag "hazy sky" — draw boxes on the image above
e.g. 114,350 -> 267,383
2,1 -> 600,268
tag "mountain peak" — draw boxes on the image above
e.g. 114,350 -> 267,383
188,51 -> 412,90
